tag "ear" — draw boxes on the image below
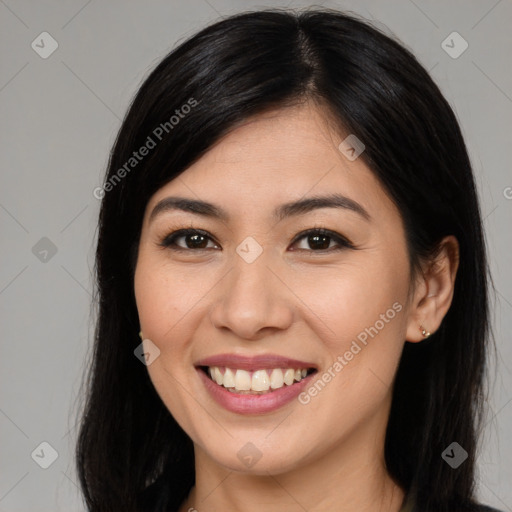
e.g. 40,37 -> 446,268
405,235 -> 460,342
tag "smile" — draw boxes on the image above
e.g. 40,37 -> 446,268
195,354 -> 318,414
203,366 -> 314,394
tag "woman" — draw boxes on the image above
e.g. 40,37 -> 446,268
76,8 -> 502,512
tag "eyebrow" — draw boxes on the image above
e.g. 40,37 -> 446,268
149,193 -> 371,224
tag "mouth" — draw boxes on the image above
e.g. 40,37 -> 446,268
198,365 -> 317,395
194,354 -> 318,414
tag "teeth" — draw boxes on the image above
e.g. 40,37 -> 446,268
213,367 -> 223,386
252,370 -> 270,391
270,369 -> 284,389
283,369 -> 295,386
234,369 -> 251,391
206,366 -> 311,393
223,367 -> 235,388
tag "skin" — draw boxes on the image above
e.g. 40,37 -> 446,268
134,101 -> 459,512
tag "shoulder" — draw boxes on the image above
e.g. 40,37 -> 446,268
411,503 -> 506,512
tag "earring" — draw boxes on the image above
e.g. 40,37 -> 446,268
139,331 -> 144,340
419,325 -> 431,338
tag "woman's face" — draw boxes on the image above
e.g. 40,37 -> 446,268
134,103 -> 417,475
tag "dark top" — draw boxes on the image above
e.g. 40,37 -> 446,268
399,489 -> 504,512
139,476 -> 505,512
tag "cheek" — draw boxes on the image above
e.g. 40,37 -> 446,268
133,250 -> 217,409
134,263 -> 173,341
134,250 -> 205,345
298,255 -> 409,404
300,256 -> 408,348
134,252 -> 205,435
294,272 -> 407,444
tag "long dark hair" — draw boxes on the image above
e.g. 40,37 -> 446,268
76,8 -> 492,512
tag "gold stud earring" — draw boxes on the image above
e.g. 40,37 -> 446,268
419,325 -> 431,338
139,331 -> 143,340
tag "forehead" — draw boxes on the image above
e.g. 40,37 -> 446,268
146,103 -> 398,223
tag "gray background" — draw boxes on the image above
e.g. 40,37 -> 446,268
0,0 -> 511,510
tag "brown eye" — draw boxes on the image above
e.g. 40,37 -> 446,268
159,227 -> 354,253
290,228 -> 354,252
160,229 -> 219,251
304,233 -> 331,250
181,233 -> 208,249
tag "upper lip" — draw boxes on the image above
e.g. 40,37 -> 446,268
195,353 -> 318,371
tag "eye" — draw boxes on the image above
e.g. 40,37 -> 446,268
159,228 -> 220,251
290,228 -> 355,252
159,227 -> 354,253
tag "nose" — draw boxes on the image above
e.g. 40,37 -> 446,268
209,253 -> 294,341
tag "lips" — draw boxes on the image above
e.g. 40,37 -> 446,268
195,353 -> 318,414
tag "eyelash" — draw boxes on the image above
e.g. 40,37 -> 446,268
158,226 -> 356,254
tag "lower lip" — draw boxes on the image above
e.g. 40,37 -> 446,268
197,368 -> 315,415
